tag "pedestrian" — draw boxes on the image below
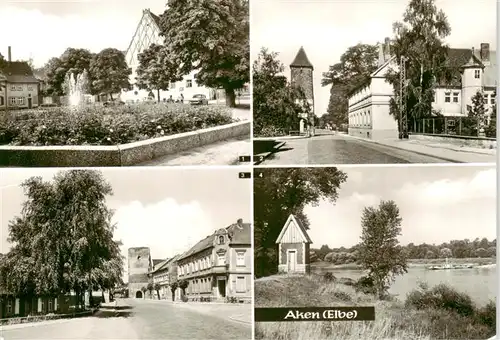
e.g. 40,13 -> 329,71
180,93 -> 184,104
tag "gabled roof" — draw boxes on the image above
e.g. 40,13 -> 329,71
125,9 -> 161,58
177,220 -> 251,261
290,46 -> 314,69
151,254 -> 180,273
276,214 -> 312,244
0,61 -> 39,83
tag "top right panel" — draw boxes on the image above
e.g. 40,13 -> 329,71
251,0 -> 497,165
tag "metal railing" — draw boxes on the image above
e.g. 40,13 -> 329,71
412,117 -> 496,139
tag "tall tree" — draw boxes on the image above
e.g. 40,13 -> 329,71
253,48 -> 307,137
159,0 -> 249,107
358,200 -> 408,298
0,170 -> 124,309
322,44 -> 379,127
136,44 -> 180,102
89,48 -> 131,100
254,167 -> 348,278
386,0 -> 452,134
45,48 -> 95,96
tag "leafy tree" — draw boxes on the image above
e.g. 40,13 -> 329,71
386,0 -> 452,135
425,250 -> 436,259
136,44 -> 181,102
0,52 -> 6,70
439,247 -> 453,258
322,44 -> 379,127
253,48 -> 308,136
89,48 -> 131,100
254,167 -> 348,278
465,90 -> 487,136
0,170 -> 124,310
178,279 -> 189,296
158,0 -> 249,107
153,282 -> 161,300
147,282 -> 154,299
170,281 -> 178,301
141,286 -> 147,299
44,48 -> 95,96
358,200 -> 408,299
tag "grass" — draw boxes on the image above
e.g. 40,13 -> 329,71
255,274 -> 496,340
0,103 -> 235,146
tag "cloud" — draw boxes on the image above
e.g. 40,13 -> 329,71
112,198 -> 216,277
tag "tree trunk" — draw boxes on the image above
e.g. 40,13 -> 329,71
156,290 -> 160,300
172,291 -> 175,301
157,89 -> 161,103
224,88 -> 236,108
110,93 -> 114,101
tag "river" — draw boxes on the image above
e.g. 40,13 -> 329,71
314,265 -> 497,306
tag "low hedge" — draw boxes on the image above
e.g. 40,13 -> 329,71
0,103 -> 234,146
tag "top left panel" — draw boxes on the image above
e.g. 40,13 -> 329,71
0,0 -> 251,167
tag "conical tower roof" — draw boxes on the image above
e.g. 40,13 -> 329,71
290,46 -> 314,69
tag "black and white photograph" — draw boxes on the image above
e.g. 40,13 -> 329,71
0,167 -> 252,339
0,1 -> 250,167
252,0 -> 497,165
253,165 -> 496,340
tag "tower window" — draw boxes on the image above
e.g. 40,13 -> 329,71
218,235 -> 225,245
474,70 -> 480,79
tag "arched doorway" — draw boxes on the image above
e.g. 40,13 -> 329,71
135,291 -> 143,299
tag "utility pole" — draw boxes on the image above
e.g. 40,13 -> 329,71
399,56 -> 408,139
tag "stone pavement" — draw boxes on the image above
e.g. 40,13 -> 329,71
139,136 -> 251,166
344,134 -> 496,163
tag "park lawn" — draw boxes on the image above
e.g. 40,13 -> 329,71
0,103 -> 235,146
254,274 -> 495,340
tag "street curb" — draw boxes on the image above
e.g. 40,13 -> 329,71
253,141 -> 286,165
0,121 -> 250,167
254,135 -> 308,141
344,135 -> 466,163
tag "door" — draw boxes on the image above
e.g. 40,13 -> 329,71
217,279 -> 226,298
28,97 -> 32,109
287,250 -> 297,272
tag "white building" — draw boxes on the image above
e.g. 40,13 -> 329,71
348,38 -> 497,139
120,9 -> 218,103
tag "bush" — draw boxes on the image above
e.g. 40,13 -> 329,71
0,103 -> 235,146
476,300 -> 496,329
181,294 -> 188,302
323,272 -> 336,282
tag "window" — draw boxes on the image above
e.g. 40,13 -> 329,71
217,254 -> 225,266
236,276 -> 246,293
10,86 -> 16,91
17,86 -> 22,91
491,96 -> 496,105
48,300 -> 53,312
17,97 -> 24,105
28,86 -> 33,91
186,80 -> 192,88
444,92 -> 451,103
474,70 -> 480,79
236,251 -> 245,266
7,299 -> 12,314
218,235 -> 225,245
170,82 -> 176,89
10,97 -> 16,105
453,92 -> 459,103
484,94 -> 489,103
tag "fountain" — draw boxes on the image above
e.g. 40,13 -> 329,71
64,69 -> 89,107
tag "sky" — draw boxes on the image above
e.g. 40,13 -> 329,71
251,0 -> 497,116
303,165 -> 496,248
0,167 -> 251,281
0,0 -> 167,68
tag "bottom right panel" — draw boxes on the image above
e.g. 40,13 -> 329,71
253,165 -> 496,340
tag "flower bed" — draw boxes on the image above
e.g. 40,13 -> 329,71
0,103 -> 235,146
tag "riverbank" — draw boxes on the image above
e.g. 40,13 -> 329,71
311,257 -> 496,271
254,274 -> 496,340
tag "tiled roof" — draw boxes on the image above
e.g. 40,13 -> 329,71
152,259 -> 164,266
290,46 -> 314,69
151,254 -> 180,273
1,61 -> 39,83
177,221 -> 251,261
150,12 -> 162,27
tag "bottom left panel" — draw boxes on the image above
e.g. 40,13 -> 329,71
0,167 -> 253,340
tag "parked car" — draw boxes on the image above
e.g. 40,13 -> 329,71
189,94 -> 209,105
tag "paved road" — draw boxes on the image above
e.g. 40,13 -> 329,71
1,299 -> 251,340
260,132 -> 449,165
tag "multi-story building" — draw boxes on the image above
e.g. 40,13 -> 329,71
121,8 -> 222,103
347,38 -> 497,139
0,46 -> 40,109
175,219 -> 251,302
149,255 -> 180,300
127,247 -> 154,299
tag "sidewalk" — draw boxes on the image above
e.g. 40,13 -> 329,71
345,134 -> 496,163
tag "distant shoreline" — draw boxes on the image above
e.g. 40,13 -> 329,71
312,257 -> 496,270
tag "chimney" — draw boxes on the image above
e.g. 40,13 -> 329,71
7,46 -> 11,62
384,37 -> 391,60
480,43 -> 490,62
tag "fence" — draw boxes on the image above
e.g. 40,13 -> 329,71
412,117 -> 496,139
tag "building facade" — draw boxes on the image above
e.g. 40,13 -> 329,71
121,9 -> 218,103
276,214 -> 312,274
290,47 -> 315,135
348,39 -> 497,139
0,47 -> 40,110
128,247 -> 153,299
149,255 -> 179,300
176,219 -> 251,302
